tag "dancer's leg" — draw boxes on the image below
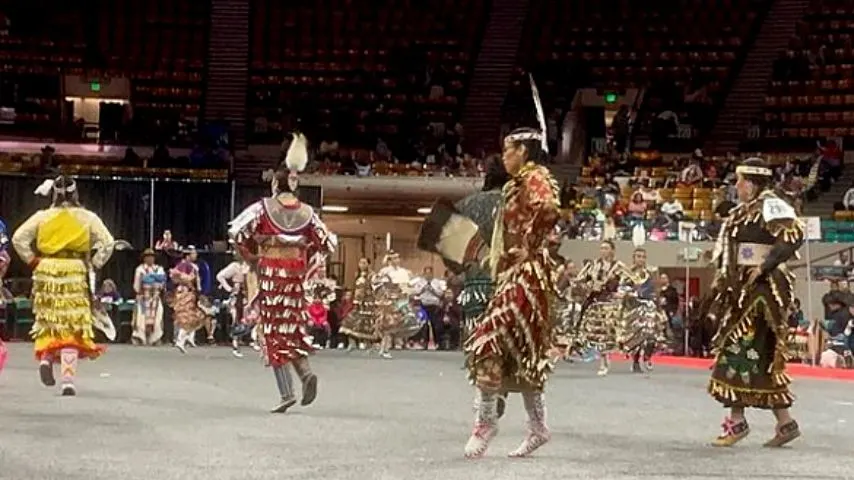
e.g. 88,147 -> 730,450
713,405 -> 750,447
631,349 -> 642,373
292,357 -> 318,406
598,352 -> 610,376
464,388 -> 501,458
174,328 -> 188,354
59,348 -> 79,396
642,340 -> 656,371
39,351 -> 56,386
508,392 -> 551,457
231,336 -> 243,358
465,356 -> 503,459
379,335 -> 393,358
764,408 -> 800,447
270,364 -> 297,413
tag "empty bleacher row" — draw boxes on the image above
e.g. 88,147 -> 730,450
0,0 -> 207,146
759,0 -> 854,148
247,0 -> 487,146
504,0 -> 770,151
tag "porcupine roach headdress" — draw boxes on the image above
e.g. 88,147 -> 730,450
280,132 -> 309,193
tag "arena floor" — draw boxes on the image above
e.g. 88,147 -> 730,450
1,344 -> 852,480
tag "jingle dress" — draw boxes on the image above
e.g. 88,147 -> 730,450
229,197 -> 336,367
339,269 -> 379,340
132,263 -> 167,345
617,265 -> 668,355
575,259 -> 632,353
708,190 -> 804,409
170,259 -> 205,333
374,266 -> 419,339
12,206 -> 114,360
466,162 -> 560,392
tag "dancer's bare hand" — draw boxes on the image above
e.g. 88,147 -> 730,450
746,267 -> 762,285
507,247 -> 529,263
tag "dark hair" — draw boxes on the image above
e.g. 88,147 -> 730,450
504,127 -> 548,165
51,175 -> 80,207
482,154 -> 510,191
601,240 -> 615,250
273,169 -> 295,194
634,247 -> 646,254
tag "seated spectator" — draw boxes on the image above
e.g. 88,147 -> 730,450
155,230 -> 179,251
626,192 -> 648,220
678,159 -> 704,186
660,197 -> 685,220
818,139 -> 842,182
842,184 -> 854,210
638,181 -> 662,203
98,279 -> 122,303
788,299 -> 807,329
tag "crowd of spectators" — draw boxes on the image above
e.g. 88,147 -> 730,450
555,146 -> 821,242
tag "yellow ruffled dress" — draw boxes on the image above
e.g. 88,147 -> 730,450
13,208 -> 114,361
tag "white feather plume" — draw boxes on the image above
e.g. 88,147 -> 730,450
285,133 -> 309,173
528,74 -> 549,154
34,179 -> 55,197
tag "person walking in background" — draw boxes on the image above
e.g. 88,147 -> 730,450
216,253 -> 259,358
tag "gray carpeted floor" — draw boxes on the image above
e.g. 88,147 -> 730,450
0,343 -> 852,480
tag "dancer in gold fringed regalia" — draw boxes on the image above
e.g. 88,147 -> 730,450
707,157 -> 803,448
12,176 -> 115,396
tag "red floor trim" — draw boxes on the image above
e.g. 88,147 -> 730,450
639,355 -> 854,381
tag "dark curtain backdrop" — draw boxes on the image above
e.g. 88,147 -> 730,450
1,177 -> 322,281
0,177 -> 150,248
151,182 -> 231,249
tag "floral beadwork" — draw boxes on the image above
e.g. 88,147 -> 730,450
718,331 -> 760,383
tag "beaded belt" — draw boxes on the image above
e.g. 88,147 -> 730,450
736,243 -> 772,266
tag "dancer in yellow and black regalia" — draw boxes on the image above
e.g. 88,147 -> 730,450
707,157 -> 803,448
12,176 -> 115,396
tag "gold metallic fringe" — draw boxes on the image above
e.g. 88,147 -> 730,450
708,378 -> 794,409
30,258 -> 93,337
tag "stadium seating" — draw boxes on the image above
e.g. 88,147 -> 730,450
247,0 -> 487,145
0,10 -> 85,137
761,0 -> 854,149
505,0 -> 770,150
94,0 -> 208,145
0,2 -> 207,145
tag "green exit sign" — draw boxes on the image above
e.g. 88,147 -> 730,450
604,92 -> 618,104
90,82 -> 101,92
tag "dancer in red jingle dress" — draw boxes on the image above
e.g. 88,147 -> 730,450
229,133 -> 337,413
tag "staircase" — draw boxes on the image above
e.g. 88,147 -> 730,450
461,0 -> 531,154
203,0 -> 250,152
803,168 -> 854,218
702,0 -> 810,155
